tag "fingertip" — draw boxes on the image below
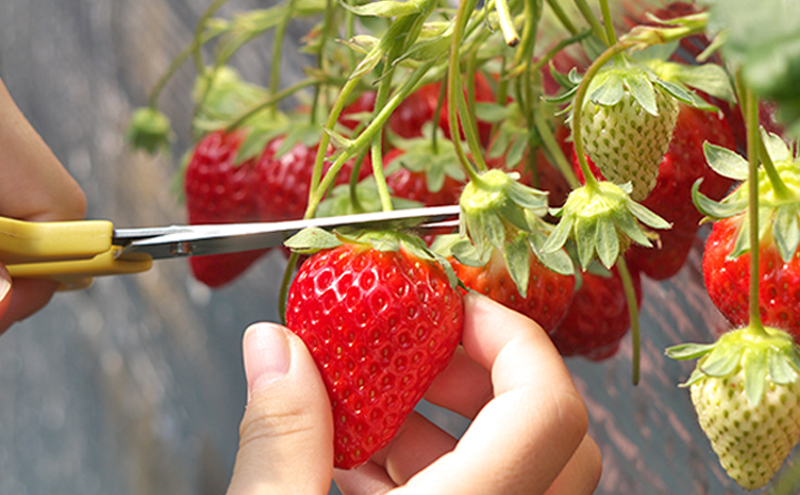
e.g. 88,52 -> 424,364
0,264 -> 11,321
242,322 -> 292,400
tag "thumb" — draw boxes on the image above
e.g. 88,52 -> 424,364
227,322 -> 334,495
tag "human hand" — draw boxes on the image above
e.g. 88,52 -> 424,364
0,77 -> 87,333
226,293 -> 602,495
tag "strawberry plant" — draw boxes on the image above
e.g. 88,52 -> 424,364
127,0 -> 800,488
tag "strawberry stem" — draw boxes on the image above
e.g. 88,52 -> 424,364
572,0 -> 609,46
533,105 -> 581,189
744,84 -> 769,338
271,0 -> 296,100
598,0 -> 617,46
758,134 -> 795,201
545,0 -> 579,36
617,256 -> 640,385
571,40 -> 634,192
310,0 -> 337,127
225,78 -> 316,131
447,0 -> 485,186
495,0 -> 521,46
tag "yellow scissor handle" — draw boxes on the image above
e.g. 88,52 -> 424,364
0,216 -> 153,289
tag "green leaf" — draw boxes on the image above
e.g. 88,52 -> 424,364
626,72 -> 659,116
700,345 -> 743,377
542,214 -> 574,254
761,128 -> 793,162
627,200 -> 671,230
595,216 -> 620,269
744,348 -> 768,405
284,227 -> 343,253
704,142 -> 749,180
575,216 -> 598,270
773,205 -> 800,262
666,342 -> 717,360
768,349 -> 797,385
503,236 -> 531,296
613,208 -> 651,247
692,179 -> 748,219
588,72 -> 624,107
474,102 -> 511,123
673,63 -> 736,102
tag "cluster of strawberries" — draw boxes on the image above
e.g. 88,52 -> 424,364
129,0 -> 800,489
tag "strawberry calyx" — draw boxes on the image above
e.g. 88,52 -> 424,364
543,180 -> 670,270
667,325 -> 800,406
127,107 -> 174,155
285,227 -> 459,287
694,130 -> 800,262
454,168 -> 572,294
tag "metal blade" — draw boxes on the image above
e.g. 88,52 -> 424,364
114,205 -> 460,260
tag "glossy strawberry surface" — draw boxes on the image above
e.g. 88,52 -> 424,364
252,137 -> 372,221
703,216 -> 800,340
285,242 -> 464,469
184,129 -> 267,287
450,249 -> 575,333
548,266 -> 642,361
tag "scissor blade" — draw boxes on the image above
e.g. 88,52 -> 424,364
115,205 -> 461,260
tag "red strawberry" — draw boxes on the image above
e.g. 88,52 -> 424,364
285,239 -> 464,469
548,266 -> 642,361
184,129 -> 267,287
389,72 -> 495,146
339,91 -> 377,131
625,104 -> 736,279
703,215 -> 800,340
252,136 -> 372,221
450,248 -> 575,333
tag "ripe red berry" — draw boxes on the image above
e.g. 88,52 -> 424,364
285,241 -> 464,469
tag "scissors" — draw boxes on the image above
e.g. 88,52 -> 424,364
0,205 -> 460,290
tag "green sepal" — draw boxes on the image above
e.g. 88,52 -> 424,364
338,0 -> 422,18
528,229 -> 575,276
626,72 -> 659,116
127,107 -> 174,155
653,78 -> 696,105
774,204 -> 800,262
761,128 -> 794,162
665,342 -> 717,360
768,348 -> 798,385
284,227 -> 344,254
613,206 -> 652,247
595,216 -> 620,269
700,344 -> 744,377
450,238 -> 491,267
503,235 -> 532,296
575,214 -> 598,271
670,63 -> 736,103
704,142 -> 749,181
729,207 -> 772,259
588,70 -> 625,107
679,367 -> 708,388
626,198 -> 672,230
744,348 -> 768,406
474,102 -> 512,124
691,179 -> 748,219
541,213 -> 574,254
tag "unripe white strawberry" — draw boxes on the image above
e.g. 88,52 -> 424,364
668,326 -> 800,490
575,65 -> 681,201
690,365 -> 800,489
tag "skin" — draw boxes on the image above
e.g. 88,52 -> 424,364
0,77 -> 87,333
229,294 -> 602,495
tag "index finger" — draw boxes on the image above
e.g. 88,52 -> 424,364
400,294 -> 590,495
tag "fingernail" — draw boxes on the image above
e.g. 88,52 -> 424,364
243,323 -> 291,399
0,265 -> 11,301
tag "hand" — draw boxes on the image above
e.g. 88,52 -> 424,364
0,77 -> 87,333
227,293 -> 602,495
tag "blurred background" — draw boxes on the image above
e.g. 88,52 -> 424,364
0,0 -> 798,494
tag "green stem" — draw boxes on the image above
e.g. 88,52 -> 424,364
545,0 -> 578,36
616,256 -> 641,385
192,0 -> 230,73
571,41 -> 632,191
495,0 -> 521,46
271,0 -> 295,98
758,134 -> 795,201
745,85 -> 768,337
528,30 -> 592,77
533,105 -> 581,189
598,0 -> 617,46
310,0 -> 337,126
447,0 -> 484,185
573,0 -> 608,46
225,78 -> 316,131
